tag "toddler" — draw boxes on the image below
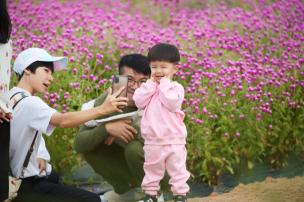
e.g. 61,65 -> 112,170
133,43 -> 190,202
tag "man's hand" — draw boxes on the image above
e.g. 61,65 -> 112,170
104,136 -> 115,145
37,158 -> 47,174
105,119 -> 137,143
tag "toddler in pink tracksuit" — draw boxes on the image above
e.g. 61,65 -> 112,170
133,43 -> 190,202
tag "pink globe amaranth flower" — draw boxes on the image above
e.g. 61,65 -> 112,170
96,59 -> 102,65
63,50 -> 69,56
98,79 -> 107,85
239,114 -> 245,119
96,53 -> 103,60
43,92 -> 49,99
89,74 -> 97,81
72,82 -> 80,90
63,92 -> 70,100
235,132 -> 240,138
196,119 -> 203,124
105,65 -> 111,71
256,113 -> 262,121
72,68 -> 78,75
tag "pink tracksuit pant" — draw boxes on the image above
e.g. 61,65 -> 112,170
142,144 -> 190,196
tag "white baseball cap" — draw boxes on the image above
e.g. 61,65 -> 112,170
13,48 -> 68,75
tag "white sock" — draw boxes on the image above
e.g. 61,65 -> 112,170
99,194 -> 108,202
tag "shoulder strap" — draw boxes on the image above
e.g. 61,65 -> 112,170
22,130 -> 39,170
10,91 -> 28,109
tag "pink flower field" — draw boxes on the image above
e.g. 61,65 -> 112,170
9,0 -> 304,183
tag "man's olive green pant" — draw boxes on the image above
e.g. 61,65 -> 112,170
84,140 -> 169,194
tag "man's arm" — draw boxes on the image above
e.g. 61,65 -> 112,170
75,93 -> 109,153
75,119 -> 138,153
75,92 -> 138,153
75,123 -> 108,153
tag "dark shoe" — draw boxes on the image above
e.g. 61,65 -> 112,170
174,195 -> 187,202
138,194 -> 158,202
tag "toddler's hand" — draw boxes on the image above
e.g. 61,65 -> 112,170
151,74 -> 164,84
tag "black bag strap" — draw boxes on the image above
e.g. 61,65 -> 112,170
10,91 -> 28,109
9,91 -> 39,177
22,131 -> 38,169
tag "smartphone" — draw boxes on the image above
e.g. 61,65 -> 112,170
112,75 -> 128,97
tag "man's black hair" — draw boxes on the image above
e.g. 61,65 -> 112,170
118,54 -> 151,76
147,43 -> 180,63
17,61 -> 54,80
0,0 -> 12,43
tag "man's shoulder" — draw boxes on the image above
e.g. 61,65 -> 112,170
94,93 -> 108,107
81,93 -> 108,111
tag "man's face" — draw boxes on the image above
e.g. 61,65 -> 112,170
121,66 -> 149,107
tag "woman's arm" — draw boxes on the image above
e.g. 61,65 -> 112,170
51,88 -> 128,128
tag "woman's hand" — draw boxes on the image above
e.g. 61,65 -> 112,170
0,108 -> 12,123
98,87 -> 128,114
37,158 -> 47,174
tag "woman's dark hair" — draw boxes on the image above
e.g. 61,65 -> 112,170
0,0 -> 12,43
17,61 -> 54,80
118,54 -> 151,76
147,43 -> 180,63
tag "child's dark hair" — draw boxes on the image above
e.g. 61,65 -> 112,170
119,54 -> 151,76
147,43 -> 180,63
17,61 -> 54,80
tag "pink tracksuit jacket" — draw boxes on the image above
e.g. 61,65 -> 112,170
133,78 -> 187,144
133,78 -> 190,196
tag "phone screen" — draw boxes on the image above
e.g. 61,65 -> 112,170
112,75 -> 128,97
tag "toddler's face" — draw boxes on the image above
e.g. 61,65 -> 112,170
150,61 -> 178,83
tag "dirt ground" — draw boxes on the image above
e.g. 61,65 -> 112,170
183,176 -> 304,202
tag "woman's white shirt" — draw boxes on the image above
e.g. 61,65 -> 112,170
9,87 -> 56,178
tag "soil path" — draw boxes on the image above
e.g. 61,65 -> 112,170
183,176 -> 304,202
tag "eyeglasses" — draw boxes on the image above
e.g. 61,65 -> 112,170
128,78 -> 147,86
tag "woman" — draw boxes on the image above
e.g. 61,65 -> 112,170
0,0 -> 13,200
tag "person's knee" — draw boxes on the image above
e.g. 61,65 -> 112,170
124,140 -> 143,163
